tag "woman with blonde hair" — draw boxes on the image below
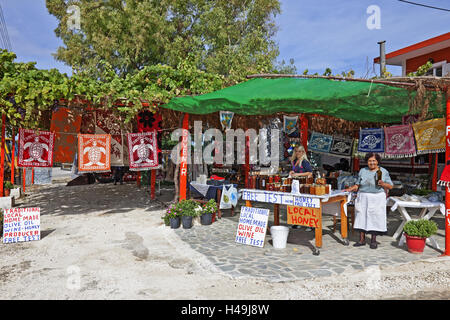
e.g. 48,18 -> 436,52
289,145 -> 313,230
289,146 -> 313,178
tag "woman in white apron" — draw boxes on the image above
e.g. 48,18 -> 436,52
344,153 -> 393,249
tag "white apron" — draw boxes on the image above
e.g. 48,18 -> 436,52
354,192 -> 387,232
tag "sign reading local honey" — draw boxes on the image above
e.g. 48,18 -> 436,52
287,205 -> 321,228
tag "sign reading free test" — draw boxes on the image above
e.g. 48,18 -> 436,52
2,208 -> 40,244
235,206 -> 269,248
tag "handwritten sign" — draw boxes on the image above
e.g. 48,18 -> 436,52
2,208 -> 40,243
235,206 -> 269,248
241,190 -> 320,208
287,205 -> 321,228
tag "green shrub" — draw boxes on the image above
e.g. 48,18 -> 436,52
202,199 -> 217,215
176,199 -> 202,217
403,219 -> 438,238
3,181 -> 14,190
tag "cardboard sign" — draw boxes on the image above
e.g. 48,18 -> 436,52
2,208 -> 40,243
287,205 -> 321,228
241,189 -> 321,208
235,206 -> 270,248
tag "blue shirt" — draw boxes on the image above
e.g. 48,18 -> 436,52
356,167 -> 393,193
292,159 -> 313,173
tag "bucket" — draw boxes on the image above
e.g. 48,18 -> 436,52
270,226 -> 290,249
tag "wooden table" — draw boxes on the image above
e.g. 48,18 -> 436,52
240,189 -> 352,255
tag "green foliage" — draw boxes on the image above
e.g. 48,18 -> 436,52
165,203 -> 180,219
407,61 -> 433,77
46,0 -> 282,83
202,199 -> 217,215
161,214 -> 170,226
175,199 -> 202,217
0,49 -> 225,130
403,219 -> 438,238
3,181 -> 14,190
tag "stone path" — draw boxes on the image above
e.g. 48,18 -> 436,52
174,201 -> 447,282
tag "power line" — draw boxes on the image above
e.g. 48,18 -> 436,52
398,0 -> 450,12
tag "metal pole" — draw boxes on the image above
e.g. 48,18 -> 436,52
378,41 -> 386,77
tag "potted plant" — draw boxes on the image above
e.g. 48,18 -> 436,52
178,199 -> 201,229
3,181 -> 14,197
201,199 -> 217,225
403,219 -> 438,254
165,204 -> 181,229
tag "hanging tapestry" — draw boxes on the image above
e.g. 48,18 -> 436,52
18,129 -> 55,168
351,139 -> 366,159
95,110 -> 129,166
283,115 -> 298,135
358,128 -> 384,153
80,109 -> 96,134
219,111 -> 234,131
78,134 -> 111,172
329,137 -> 353,157
50,107 -> 82,163
412,118 -> 445,155
384,124 -> 416,158
402,114 -> 420,125
137,110 -> 162,133
127,131 -> 159,171
137,110 -> 162,156
308,132 -> 333,154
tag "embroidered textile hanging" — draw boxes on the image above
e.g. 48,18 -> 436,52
402,114 -> 420,125
78,134 -> 111,172
358,128 -> 384,153
438,156 -> 450,186
18,128 -> 55,168
329,137 -> 353,157
95,110 -> 128,166
283,115 -> 298,136
50,107 -> 81,163
127,131 -> 159,171
219,111 -> 234,131
412,118 -> 445,155
384,124 -> 416,158
308,132 -> 333,154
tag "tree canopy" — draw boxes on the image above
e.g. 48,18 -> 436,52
46,0 -> 287,81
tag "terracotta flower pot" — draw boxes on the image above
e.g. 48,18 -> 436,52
4,189 -> 10,197
405,234 -> 426,254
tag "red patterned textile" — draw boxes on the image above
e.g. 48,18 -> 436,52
127,131 -> 159,171
78,134 -> 111,172
18,129 -> 55,168
95,110 -> 128,166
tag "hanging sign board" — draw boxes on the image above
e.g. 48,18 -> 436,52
235,206 -> 269,248
2,208 -> 40,243
241,189 -> 320,208
287,205 -> 321,228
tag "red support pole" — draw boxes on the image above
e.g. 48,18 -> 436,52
11,127 -> 15,185
0,114 -> 5,197
300,114 -> 308,153
22,168 -> 26,193
150,169 -> 156,200
179,113 -> 189,201
432,154 -> 437,192
31,168 -> 34,185
444,95 -> 450,256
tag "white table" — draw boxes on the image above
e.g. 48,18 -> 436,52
387,195 -> 445,249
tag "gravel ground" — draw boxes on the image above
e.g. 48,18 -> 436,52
1,176 -> 449,300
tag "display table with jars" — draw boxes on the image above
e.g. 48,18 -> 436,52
240,176 -> 352,255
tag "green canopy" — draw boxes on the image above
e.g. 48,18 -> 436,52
162,78 -> 445,123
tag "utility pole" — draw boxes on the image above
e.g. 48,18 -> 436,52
378,40 -> 386,77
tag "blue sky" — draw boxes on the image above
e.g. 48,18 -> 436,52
1,0 -> 449,78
